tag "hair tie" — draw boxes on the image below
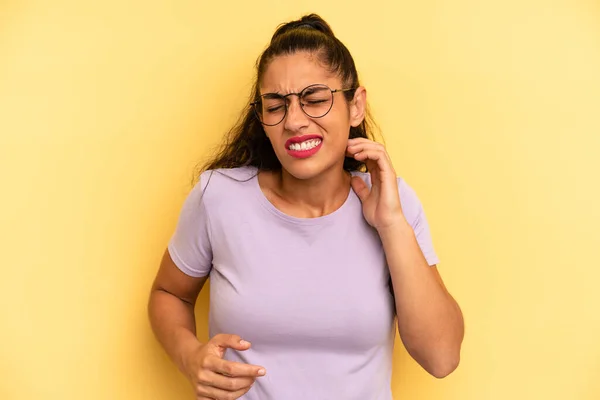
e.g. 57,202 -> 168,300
295,23 -> 315,30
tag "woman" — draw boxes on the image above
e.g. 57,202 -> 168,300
148,13 -> 464,400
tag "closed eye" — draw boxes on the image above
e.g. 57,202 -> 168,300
305,99 -> 327,105
266,105 -> 285,113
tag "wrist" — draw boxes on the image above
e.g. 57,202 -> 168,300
175,329 -> 203,375
376,215 -> 412,239
377,216 -> 414,246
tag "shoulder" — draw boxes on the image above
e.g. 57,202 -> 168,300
193,166 -> 258,204
351,170 -> 425,226
395,177 -> 425,226
197,166 -> 257,191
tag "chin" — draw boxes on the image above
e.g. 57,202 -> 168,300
281,162 -> 323,180
280,157 -> 339,181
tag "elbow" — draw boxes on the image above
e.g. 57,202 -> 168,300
407,343 -> 462,379
427,353 -> 460,379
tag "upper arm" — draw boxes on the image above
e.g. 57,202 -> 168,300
151,248 -> 208,306
167,172 -> 214,277
154,172 -> 215,304
398,178 -> 440,266
430,265 -> 449,291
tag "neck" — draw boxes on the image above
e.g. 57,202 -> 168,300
277,164 -> 351,217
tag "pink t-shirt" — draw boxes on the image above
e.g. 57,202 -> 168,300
168,166 -> 439,399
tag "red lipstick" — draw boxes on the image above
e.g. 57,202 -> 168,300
284,135 -> 323,159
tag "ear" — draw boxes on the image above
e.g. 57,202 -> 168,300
349,86 -> 367,127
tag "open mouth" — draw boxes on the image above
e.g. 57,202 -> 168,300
287,138 -> 322,151
284,135 -> 323,159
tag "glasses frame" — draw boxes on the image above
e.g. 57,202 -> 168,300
250,83 -> 357,126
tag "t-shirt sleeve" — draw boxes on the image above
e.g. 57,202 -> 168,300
397,178 -> 440,266
167,174 -> 213,277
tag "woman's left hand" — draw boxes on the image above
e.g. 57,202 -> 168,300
346,138 -> 406,231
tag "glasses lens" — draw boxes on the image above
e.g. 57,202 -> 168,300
301,85 -> 333,118
257,94 -> 286,126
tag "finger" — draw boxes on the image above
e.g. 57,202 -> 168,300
210,334 -> 252,352
347,137 -> 376,145
346,144 -> 387,163
347,138 -> 384,150
351,149 -> 395,177
197,383 -> 253,400
199,370 -> 255,391
350,176 -> 370,203
347,141 -> 385,154
210,357 -> 266,378
352,150 -> 385,172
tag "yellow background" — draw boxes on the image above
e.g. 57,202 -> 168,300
1,0 -> 599,399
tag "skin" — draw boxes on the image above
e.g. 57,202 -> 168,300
148,51 -> 464,400
257,52 -> 361,217
260,52 -> 464,377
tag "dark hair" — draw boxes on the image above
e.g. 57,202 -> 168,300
195,13 -> 379,182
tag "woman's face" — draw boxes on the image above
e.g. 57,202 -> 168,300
259,51 -> 366,180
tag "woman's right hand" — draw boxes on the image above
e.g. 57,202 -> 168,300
183,333 -> 266,400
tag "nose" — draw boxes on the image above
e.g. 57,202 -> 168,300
283,96 -> 310,131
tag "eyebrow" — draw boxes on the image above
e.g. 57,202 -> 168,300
261,92 -> 283,99
259,84 -> 330,98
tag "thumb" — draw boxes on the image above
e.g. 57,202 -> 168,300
211,334 -> 252,355
351,176 -> 370,203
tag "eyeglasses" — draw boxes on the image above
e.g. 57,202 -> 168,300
250,84 -> 356,126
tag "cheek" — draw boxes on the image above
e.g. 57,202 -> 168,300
321,124 -> 350,157
263,127 -> 279,143
322,108 -> 351,142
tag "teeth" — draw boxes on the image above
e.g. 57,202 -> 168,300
289,139 -> 321,151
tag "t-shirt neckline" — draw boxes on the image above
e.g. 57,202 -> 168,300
250,167 -> 356,226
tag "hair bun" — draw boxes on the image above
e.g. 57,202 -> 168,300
271,14 -> 335,41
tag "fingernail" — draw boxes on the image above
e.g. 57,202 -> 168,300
240,340 -> 251,346
258,369 -> 266,376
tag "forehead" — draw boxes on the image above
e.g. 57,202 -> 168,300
260,51 -> 341,93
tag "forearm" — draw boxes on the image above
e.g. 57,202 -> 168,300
148,289 -> 202,374
379,219 -> 464,378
